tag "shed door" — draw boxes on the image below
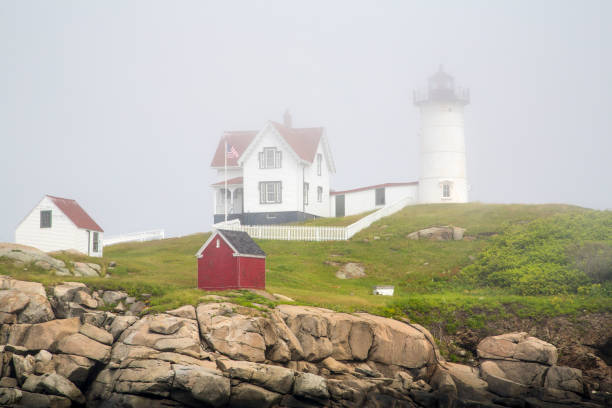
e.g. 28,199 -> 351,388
335,195 -> 345,217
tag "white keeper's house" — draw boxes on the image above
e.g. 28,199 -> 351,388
211,67 -> 470,225
15,195 -> 104,257
211,111 -> 336,224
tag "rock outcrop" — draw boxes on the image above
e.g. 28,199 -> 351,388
0,244 -> 70,276
407,226 -> 466,241
0,244 -> 102,277
0,277 -> 608,407
334,263 -> 366,280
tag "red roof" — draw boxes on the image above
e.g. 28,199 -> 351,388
269,122 -> 323,162
210,131 -> 257,167
47,195 -> 104,232
331,182 -> 418,196
212,177 -> 243,186
210,122 -> 324,167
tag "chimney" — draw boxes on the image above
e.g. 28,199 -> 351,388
283,110 -> 292,128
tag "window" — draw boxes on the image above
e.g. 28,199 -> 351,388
317,186 -> 323,202
40,210 -> 52,228
442,183 -> 451,198
216,239 -> 220,248
93,232 -> 99,252
303,183 -> 309,205
259,181 -> 282,204
317,153 -> 322,176
375,188 -> 385,206
258,147 -> 282,169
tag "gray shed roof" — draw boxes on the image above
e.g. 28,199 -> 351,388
217,229 -> 266,257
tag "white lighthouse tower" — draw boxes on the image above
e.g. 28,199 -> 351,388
414,67 -> 470,204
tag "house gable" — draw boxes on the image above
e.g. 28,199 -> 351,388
318,129 -> 336,174
196,229 -> 266,259
237,122 -> 304,167
195,231 -> 225,258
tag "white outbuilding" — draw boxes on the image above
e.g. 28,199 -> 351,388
15,195 -> 104,257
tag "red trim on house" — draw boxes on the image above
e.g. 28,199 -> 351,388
47,195 -> 104,232
212,177 -> 243,187
269,121 -> 323,163
210,122 -> 324,168
330,182 -> 418,196
210,131 -> 257,167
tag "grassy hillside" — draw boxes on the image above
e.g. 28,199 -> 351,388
1,203 -> 610,332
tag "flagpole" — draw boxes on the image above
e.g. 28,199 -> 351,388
224,138 -> 228,223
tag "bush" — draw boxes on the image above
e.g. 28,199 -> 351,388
463,212 -> 612,295
568,241 -> 612,283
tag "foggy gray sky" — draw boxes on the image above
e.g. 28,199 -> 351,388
1,0 -> 611,241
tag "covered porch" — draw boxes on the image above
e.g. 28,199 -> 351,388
212,177 -> 244,219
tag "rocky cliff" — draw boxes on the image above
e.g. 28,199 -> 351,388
0,276 -> 609,407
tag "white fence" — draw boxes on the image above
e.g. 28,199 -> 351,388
345,196 -> 413,239
214,196 -> 413,241
103,229 -> 166,247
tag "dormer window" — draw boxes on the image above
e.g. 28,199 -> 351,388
259,147 -> 282,169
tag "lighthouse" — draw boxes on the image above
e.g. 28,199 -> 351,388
414,67 -> 470,204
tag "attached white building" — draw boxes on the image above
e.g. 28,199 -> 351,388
330,182 -> 418,217
15,195 -> 104,257
211,112 -> 336,224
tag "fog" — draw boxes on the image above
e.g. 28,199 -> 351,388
1,0 -> 610,241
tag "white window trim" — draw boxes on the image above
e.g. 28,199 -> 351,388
259,181 -> 282,204
303,182 -> 309,205
258,147 -> 282,169
440,181 -> 453,200
92,232 -> 99,252
40,210 -> 52,228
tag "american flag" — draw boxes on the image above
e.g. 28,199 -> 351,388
226,141 -> 239,159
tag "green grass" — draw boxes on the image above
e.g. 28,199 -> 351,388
291,210 -> 376,226
1,203 -> 610,326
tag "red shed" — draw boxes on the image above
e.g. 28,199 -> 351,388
196,229 -> 266,291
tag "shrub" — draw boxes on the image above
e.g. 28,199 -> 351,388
568,241 -> 612,283
463,212 -> 611,295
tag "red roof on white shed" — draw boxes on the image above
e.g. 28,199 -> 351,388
47,195 -> 104,232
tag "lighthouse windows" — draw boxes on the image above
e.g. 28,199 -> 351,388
442,183 -> 451,199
